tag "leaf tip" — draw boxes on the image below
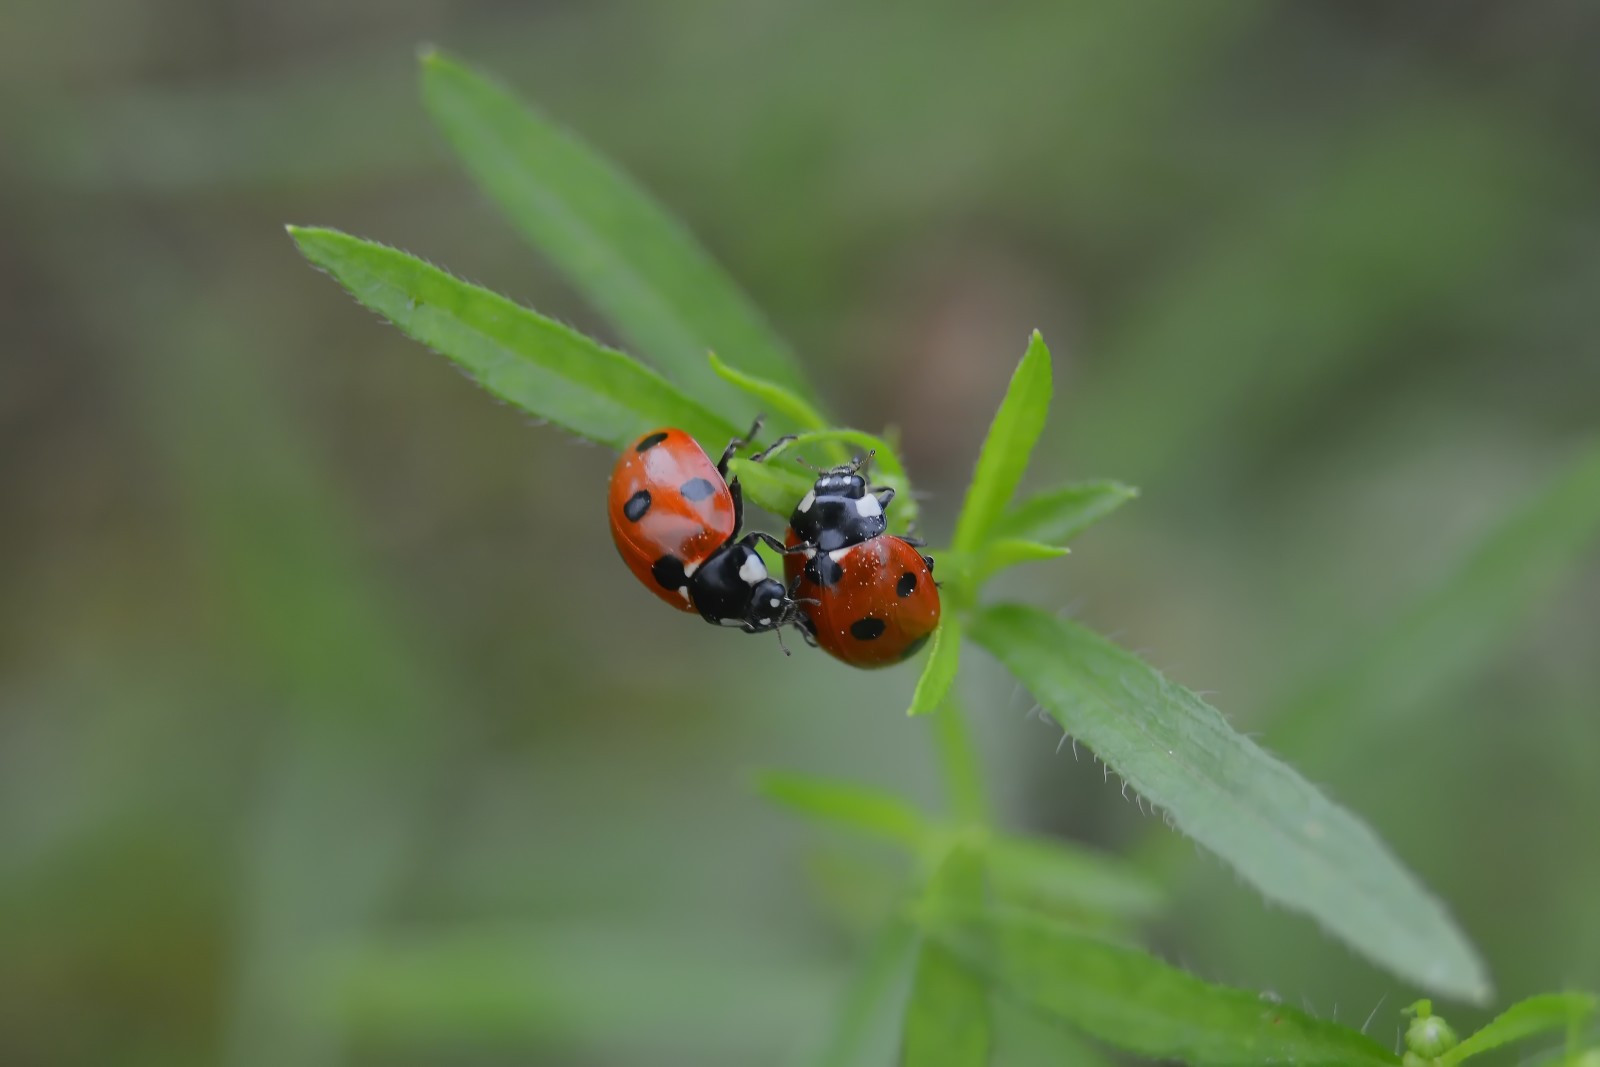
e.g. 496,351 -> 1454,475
416,41 -> 439,65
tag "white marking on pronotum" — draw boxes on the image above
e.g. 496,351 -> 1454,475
797,489 -> 815,513
683,559 -> 701,578
678,586 -> 691,602
828,548 -> 851,562
855,494 -> 881,518
738,553 -> 767,585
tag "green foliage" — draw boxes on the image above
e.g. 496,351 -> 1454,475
420,49 -> 812,424
902,850 -> 992,1066
1269,439 -> 1600,763
919,907 -> 1400,1067
290,49 -> 1596,1067
1437,993 -> 1597,1065
289,226 -> 735,449
907,619 -> 961,717
969,604 -> 1491,1003
951,330 -> 1053,557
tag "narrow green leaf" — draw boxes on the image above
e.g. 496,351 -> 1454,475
903,849 -> 991,1067
756,771 -> 929,850
726,456 -> 816,519
793,919 -> 920,1067
921,908 -> 1400,1067
1270,441 -> 1600,764
1440,993 -> 1597,1065
986,835 -> 1164,923
420,50 -> 812,420
908,621 -> 961,717
996,481 -> 1139,546
931,696 -> 989,827
969,604 -> 1491,1003
325,923 -> 832,1057
709,351 -> 830,433
952,331 -> 1053,554
290,226 -> 736,449
973,540 -> 1070,585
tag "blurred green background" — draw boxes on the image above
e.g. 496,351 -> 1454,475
4,1 -> 1598,1064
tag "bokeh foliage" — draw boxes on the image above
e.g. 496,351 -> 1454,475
4,2 -> 1600,1065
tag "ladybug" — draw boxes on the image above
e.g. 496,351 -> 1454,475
608,420 -> 803,643
783,458 -> 940,668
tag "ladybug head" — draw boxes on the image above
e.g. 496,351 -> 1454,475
743,576 -> 804,632
807,453 -> 872,500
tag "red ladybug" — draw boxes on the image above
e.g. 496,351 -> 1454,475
609,421 -> 802,641
783,459 -> 940,667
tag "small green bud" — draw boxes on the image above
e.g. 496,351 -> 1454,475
1405,1011 -> 1459,1058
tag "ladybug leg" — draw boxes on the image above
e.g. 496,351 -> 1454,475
874,487 -> 896,511
745,530 -> 812,556
748,434 -> 797,463
728,476 -> 745,538
717,415 -> 766,477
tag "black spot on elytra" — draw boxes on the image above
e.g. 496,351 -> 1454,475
635,431 -> 669,452
680,477 -> 717,502
850,617 -> 886,641
900,633 -> 931,660
896,571 -> 917,597
652,555 -> 687,591
623,490 -> 652,522
809,554 -> 844,587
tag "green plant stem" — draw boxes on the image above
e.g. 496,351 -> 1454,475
932,696 -> 989,829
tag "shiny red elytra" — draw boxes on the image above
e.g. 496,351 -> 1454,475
607,424 -> 803,637
781,457 -> 941,668
785,530 -> 940,667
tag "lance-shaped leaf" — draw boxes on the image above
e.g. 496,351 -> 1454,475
290,226 -> 735,449
901,848 -> 990,1067
996,480 -> 1139,546
1440,992 -> 1597,1065
920,907 -> 1400,1067
970,603 -> 1491,1004
907,621 -> 962,718
421,50 -> 812,421
952,331 -> 1053,554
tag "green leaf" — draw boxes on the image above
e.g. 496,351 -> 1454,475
794,919 -> 921,1067
996,481 -> 1139,546
902,849 -> 991,1067
985,835 -> 1164,923
952,331 -> 1053,554
709,351 -> 830,433
1269,441 -> 1600,764
420,50 -> 812,422
972,540 -> 1070,585
756,771 -> 1156,924
1439,993 -> 1597,1065
908,621 -> 961,717
969,603 -> 1491,1004
324,922 -> 832,1057
755,771 -> 929,850
726,456 -> 816,520
290,226 -> 736,449
920,907 -> 1400,1067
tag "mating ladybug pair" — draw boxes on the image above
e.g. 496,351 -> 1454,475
607,420 -> 940,667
